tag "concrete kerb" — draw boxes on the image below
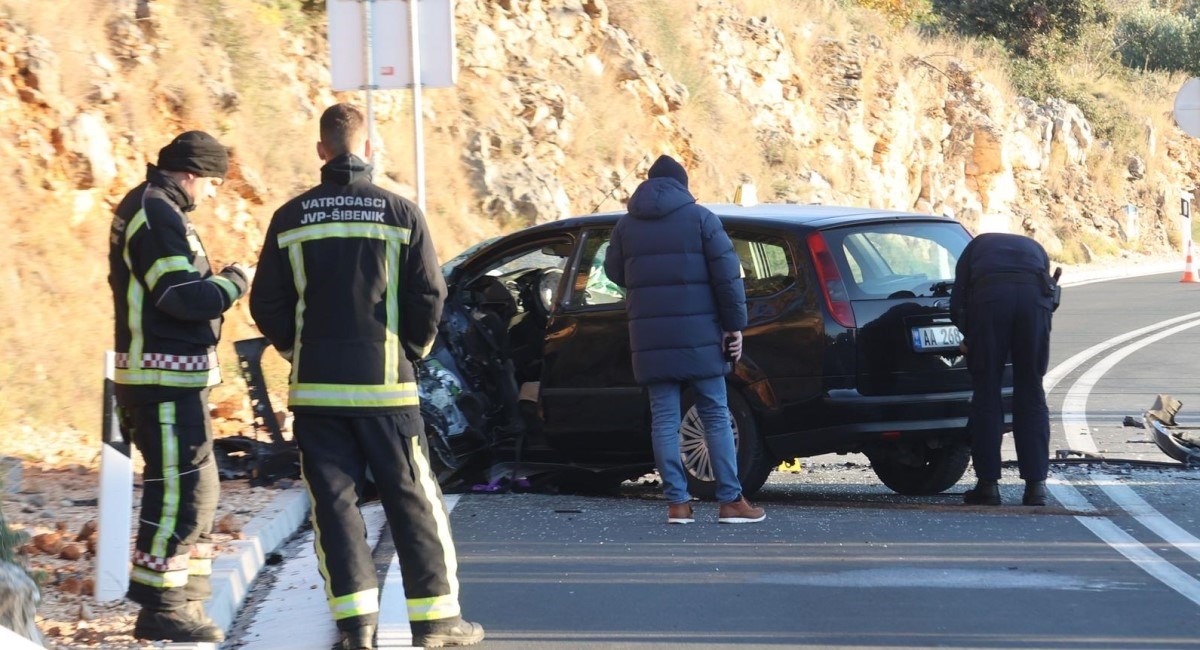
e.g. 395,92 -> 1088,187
1058,257 -> 1179,287
208,487 -> 309,634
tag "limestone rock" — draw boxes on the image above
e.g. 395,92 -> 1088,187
0,562 -> 43,645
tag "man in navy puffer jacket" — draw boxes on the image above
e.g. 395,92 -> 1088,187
604,155 -> 766,524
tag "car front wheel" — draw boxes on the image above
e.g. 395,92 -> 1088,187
867,440 -> 971,495
679,388 -> 773,499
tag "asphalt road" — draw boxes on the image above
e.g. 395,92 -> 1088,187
234,271 -> 1200,650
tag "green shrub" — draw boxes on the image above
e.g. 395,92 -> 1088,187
932,0 -> 1113,57
1005,58 -> 1139,148
1116,6 -> 1198,74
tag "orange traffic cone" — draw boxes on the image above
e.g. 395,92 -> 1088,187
1182,240 -> 1199,283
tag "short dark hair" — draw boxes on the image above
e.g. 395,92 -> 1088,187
319,103 -> 367,157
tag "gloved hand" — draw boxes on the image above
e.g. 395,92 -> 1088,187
219,263 -> 253,298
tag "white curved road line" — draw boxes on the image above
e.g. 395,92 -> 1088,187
1052,314 -> 1200,607
1060,318 -> 1200,452
1073,516 -> 1200,605
1043,311 -> 1200,394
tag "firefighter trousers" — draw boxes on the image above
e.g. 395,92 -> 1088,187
121,389 -> 219,611
293,410 -> 462,631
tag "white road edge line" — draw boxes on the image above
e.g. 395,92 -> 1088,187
376,493 -> 462,649
1073,517 -> 1200,605
1043,310 -> 1200,394
1052,313 -> 1200,607
1060,318 -> 1200,452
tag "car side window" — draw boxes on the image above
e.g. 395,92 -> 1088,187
729,232 -> 796,297
568,230 -> 625,308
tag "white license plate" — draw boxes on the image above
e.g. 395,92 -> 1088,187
911,325 -> 963,352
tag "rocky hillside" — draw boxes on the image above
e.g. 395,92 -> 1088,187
1,0 -> 1197,444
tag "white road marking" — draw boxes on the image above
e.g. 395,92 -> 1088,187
756,567 -> 1133,590
1052,314 -> 1200,607
1090,478 -> 1200,564
1060,318 -> 1200,453
1072,517 -> 1200,606
1043,311 -> 1200,394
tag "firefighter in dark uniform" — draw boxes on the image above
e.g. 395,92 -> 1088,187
950,232 -> 1057,507
249,103 -> 484,650
108,131 -> 249,643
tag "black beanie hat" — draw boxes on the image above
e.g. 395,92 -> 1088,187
157,131 -> 230,179
647,154 -> 688,188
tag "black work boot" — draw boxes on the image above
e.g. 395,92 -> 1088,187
184,600 -> 217,625
963,479 -> 1001,506
334,622 -> 376,649
133,607 -> 225,643
1023,480 -> 1048,506
411,616 -> 485,648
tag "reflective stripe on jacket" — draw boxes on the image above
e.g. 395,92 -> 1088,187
108,165 -> 246,406
249,153 -> 446,415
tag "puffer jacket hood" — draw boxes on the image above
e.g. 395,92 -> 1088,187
626,177 -> 695,220
604,178 -> 747,385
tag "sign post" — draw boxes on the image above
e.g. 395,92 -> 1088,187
328,0 -> 457,213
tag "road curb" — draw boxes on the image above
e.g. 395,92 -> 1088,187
1059,260 -> 1178,286
208,487 -> 309,633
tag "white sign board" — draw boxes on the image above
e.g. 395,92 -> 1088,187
328,0 -> 456,91
1173,77 -> 1200,139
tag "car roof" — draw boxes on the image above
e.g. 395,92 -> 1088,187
533,203 -> 959,233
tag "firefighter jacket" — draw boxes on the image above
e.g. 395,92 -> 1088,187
108,165 -> 248,406
249,153 -> 447,416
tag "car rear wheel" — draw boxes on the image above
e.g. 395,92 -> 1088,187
868,441 -> 971,495
680,388 -> 773,499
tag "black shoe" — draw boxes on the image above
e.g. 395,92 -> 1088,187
411,617 -> 485,648
334,622 -> 376,649
1023,480 -> 1047,506
963,480 -> 1001,506
133,607 -> 225,643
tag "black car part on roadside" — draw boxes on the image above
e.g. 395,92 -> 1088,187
213,338 -> 299,486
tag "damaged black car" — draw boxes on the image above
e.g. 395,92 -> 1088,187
415,204 -> 1012,498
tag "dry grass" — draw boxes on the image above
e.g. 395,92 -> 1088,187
0,0 -> 114,105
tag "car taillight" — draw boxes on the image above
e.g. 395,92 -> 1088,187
806,231 -> 856,328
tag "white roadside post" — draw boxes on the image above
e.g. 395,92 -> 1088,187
95,350 -> 133,602
1172,78 -> 1200,258
327,0 -> 458,213
1182,191 -> 1193,258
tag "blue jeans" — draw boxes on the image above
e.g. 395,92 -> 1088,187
647,376 -> 742,505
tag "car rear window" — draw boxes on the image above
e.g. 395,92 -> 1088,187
820,221 -> 970,299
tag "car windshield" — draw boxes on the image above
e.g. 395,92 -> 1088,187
822,221 -> 971,299
441,236 -> 501,279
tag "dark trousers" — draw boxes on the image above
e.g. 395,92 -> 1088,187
966,285 -> 1052,482
294,410 -> 461,631
122,389 -> 218,611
